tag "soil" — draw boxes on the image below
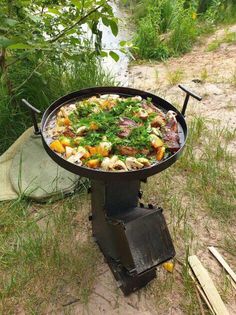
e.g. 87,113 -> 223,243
45,25 -> 236,315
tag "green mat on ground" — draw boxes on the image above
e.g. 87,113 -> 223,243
0,127 -> 79,202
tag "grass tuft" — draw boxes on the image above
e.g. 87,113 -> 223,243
167,69 -> 184,86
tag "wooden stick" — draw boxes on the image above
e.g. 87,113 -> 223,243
189,269 -> 215,315
195,287 -> 206,315
208,246 -> 236,284
188,255 -> 229,315
226,275 -> 236,290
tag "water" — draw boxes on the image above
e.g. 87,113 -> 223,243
100,1 -> 133,85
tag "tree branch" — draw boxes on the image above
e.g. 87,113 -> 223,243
50,5 -> 103,44
12,60 -> 45,92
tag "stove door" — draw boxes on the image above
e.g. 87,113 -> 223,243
110,207 -> 175,274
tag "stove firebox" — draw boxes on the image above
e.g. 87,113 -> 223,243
90,179 -> 175,295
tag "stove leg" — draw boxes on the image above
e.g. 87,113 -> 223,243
107,258 -> 157,295
90,179 -> 140,259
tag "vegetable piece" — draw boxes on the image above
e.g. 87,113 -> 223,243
101,157 -> 111,170
74,136 -> 83,145
77,146 -> 90,159
137,158 -> 151,167
64,117 -> 71,126
57,117 -> 71,126
156,146 -> 165,161
163,261 -> 174,273
90,122 -> 99,130
126,157 -> 144,170
88,146 -> 97,156
65,146 -> 74,158
150,134 -> 164,148
76,126 -> 88,136
112,160 -> 128,171
50,140 -> 65,153
151,115 -> 165,127
86,159 -> 100,169
59,136 -> 72,147
98,141 -> 112,157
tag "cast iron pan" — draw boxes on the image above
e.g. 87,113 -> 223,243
22,86 -> 201,181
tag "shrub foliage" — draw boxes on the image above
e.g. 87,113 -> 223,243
124,0 -> 236,60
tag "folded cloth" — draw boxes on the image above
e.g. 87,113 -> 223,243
0,127 -> 34,201
0,127 -> 79,202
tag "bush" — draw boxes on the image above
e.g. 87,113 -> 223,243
134,15 -> 170,60
169,6 -> 198,55
131,0 -> 236,61
133,0 -> 198,60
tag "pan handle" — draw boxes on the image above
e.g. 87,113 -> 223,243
22,99 -> 41,135
178,85 -> 202,116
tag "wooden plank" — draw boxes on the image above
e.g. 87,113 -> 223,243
188,255 -> 229,315
188,269 -> 215,314
208,246 -> 236,284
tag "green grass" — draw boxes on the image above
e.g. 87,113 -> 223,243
0,193 -> 99,314
207,31 -> 236,51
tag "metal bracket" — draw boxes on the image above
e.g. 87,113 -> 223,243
22,99 -> 41,135
179,84 -> 202,116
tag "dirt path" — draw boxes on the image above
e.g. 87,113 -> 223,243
52,25 -> 236,315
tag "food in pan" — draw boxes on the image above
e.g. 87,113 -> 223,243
45,95 -> 180,171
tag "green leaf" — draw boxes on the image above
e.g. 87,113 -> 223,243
47,8 -> 60,15
4,18 -> 18,26
109,20 -> 118,37
100,51 -> 108,57
102,17 -> 110,27
109,51 -> 119,62
8,43 -> 33,50
119,40 -> 127,47
71,0 -> 82,10
26,13 -> 41,23
0,36 -> 15,48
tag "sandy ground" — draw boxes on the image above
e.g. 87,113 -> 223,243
43,25 -> 236,315
129,25 -> 236,133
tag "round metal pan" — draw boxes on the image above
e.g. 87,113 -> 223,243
41,86 -> 188,181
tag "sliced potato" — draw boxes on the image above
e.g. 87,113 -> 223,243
150,134 -> 164,148
86,159 -> 100,169
156,146 -> 165,161
50,140 -> 65,154
65,146 -> 74,158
